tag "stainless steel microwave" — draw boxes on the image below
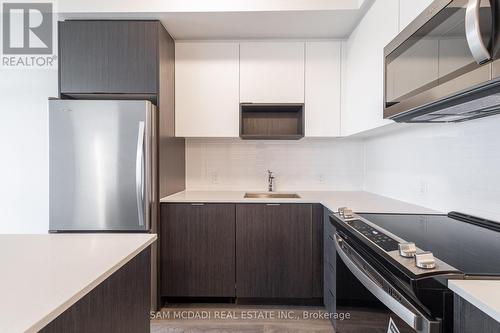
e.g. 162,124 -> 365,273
384,0 -> 500,123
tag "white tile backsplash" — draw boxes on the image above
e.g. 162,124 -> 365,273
186,115 -> 500,222
186,138 -> 365,191
363,115 -> 500,221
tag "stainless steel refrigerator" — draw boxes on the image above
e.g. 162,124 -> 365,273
49,99 -> 157,232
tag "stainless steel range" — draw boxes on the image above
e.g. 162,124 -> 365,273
329,208 -> 500,333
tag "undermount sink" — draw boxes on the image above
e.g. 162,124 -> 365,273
244,192 -> 301,199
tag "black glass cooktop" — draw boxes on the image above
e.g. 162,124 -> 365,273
359,213 -> 500,276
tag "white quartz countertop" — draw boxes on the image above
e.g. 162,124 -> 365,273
0,233 -> 157,333
448,280 -> 500,324
161,190 -> 439,214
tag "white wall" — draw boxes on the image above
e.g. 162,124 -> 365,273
0,68 -> 58,233
186,138 -> 365,191
340,0 -> 398,136
364,116 -> 500,221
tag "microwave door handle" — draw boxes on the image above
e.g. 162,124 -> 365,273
466,0 -> 492,64
135,121 -> 145,228
334,234 -> 440,333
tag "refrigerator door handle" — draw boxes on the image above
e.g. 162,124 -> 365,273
136,121 -> 146,227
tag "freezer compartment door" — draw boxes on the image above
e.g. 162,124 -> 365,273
49,100 -> 155,231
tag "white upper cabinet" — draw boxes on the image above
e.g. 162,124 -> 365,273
175,41 -> 240,137
305,41 -> 342,137
341,0 -> 399,136
240,42 -> 305,103
399,0 -> 434,31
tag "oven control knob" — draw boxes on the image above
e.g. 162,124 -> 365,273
343,209 -> 354,218
338,207 -> 348,217
339,207 -> 354,219
415,252 -> 436,269
398,242 -> 417,258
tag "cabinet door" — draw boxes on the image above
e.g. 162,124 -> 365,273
236,204 -> 313,298
305,41 -> 341,137
175,42 -> 240,137
240,42 -> 305,103
59,21 -> 158,94
323,208 -> 336,314
341,0 -> 399,136
160,203 -> 235,297
454,295 -> 500,333
312,204 -> 324,298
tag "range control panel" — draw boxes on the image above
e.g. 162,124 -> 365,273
346,219 -> 399,251
333,208 -> 462,277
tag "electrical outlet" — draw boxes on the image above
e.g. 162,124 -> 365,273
318,174 -> 325,184
419,180 -> 429,195
210,171 -> 219,184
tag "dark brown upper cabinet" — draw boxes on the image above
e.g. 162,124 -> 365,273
59,20 -> 162,96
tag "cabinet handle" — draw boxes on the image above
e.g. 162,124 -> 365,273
191,203 -> 205,206
266,203 -> 281,206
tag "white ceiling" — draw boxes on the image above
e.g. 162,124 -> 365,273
57,0 -> 368,13
57,0 -> 374,40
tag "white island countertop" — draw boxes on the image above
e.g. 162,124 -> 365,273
448,280 -> 500,324
161,190 -> 439,214
0,233 -> 156,333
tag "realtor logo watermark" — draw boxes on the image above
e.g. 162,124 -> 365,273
2,1 -> 56,68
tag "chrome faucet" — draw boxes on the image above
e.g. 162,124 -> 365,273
267,170 -> 275,192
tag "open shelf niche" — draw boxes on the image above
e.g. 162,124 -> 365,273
239,104 -> 304,140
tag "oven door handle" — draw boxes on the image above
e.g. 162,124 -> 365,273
334,234 -> 440,333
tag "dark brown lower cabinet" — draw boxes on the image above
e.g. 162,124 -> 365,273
160,203 -> 236,297
236,204 -> 313,298
454,294 -> 500,333
312,203 -> 324,298
40,249 -> 150,333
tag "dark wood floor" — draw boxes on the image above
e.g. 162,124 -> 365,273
151,304 -> 335,333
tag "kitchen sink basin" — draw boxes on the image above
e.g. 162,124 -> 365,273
244,192 -> 301,199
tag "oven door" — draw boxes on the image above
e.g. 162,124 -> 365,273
333,234 -> 441,333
